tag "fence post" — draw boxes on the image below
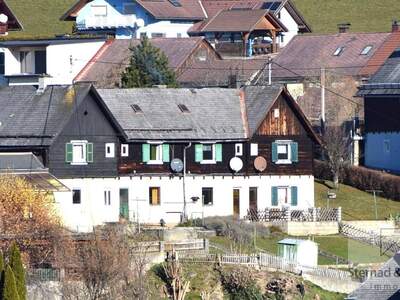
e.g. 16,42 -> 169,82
312,207 -> 317,222
337,207 -> 342,222
204,239 -> 209,253
160,241 -> 165,253
285,207 -> 291,221
265,208 -> 270,222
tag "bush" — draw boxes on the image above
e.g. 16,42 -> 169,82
314,160 -> 400,201
219,267 -> 263,300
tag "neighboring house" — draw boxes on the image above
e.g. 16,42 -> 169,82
357,48 -> 400,174
60,0 -> 206,39
0,83 -> 320,231
75,37 -> 267,88
0,37 -> 106,87
0,0 -> 23,35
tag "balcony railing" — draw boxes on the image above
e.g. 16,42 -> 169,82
77,15 -> 138,30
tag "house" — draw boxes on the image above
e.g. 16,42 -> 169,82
278,238 -> 318,267
357,48 -> 400,174
0,36 -> 106,87
0,83 -> 320,231
60,0 -> 206,39
0,0 -> 23,35
75,37 -> 267,88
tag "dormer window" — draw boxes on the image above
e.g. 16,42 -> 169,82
360,45 -> 373,55
333,47 -> 344,56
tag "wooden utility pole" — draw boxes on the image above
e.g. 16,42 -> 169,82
367,190 -> 383,220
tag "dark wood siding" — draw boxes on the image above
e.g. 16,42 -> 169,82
365,96 -> 400,133
48,92 -> 121,178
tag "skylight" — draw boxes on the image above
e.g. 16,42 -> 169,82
333,46 -> 344,56
360,45 -> 373,55
178,104 -> 190,113
168,0 -> 182,7
131,104 -> 143,113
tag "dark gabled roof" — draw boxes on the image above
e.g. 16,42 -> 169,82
1,0 -> 23,31
0,85 -> 91,146
76,37 -> 207,87
97,88 -> 248,141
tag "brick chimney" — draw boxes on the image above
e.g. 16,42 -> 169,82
338,23 -> 351,33
392,20 -> 399,32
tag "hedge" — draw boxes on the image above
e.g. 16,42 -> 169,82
314,160 -> 400,201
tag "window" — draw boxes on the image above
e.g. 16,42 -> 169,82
121,144 -> 129,157
34,50 -> 46,74
72,189 -> 81,204
105,143 -> 115,158
272,141 -> 298,164
235,143 -> 243,156
271,186 -> 297,206
92,5 -> 107,16
333,47 -> 344,56
202,188 -> 213,205
250,143 -> 258,156
104,190 -> 111,206
142,143 -> 170,164
361,45 -> 373,55
150,144 -> 162,161
178,104 -> 190,113
20,51 -> 33,73
131,104 -> 143,113
195,144 -> 222,164
149,187 -> 161,205
274,108 -> 280,118
0,52 -> 4,75
66,141 -> 93,165
384,140 -> 391,153
123,2 -> 135,14
151,33 -> 166,38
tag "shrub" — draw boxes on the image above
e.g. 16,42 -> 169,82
219,267 -> 263,300
3,265 -> 19,300
9,243 -> 26,300
314,160 -> 400,201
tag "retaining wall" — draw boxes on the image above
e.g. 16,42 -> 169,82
341,220 -> 396,236
303,274 -> 360,294
262,221 -> 339,236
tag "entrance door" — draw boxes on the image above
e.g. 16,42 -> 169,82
119,188 -> 129,220
233,189 -> 240,218
249,187 -> 258,211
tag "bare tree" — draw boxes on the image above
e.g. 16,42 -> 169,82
322,126 -> 350,188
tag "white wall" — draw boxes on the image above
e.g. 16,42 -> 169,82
278,7 -> 300,47
54,174 -> 315,232
3,48 -> 20,75
134,21 -> 192,39
365,132 -> 400,173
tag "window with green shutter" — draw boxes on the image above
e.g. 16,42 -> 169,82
215,144 -> 222,162
272,142 -> 278,162
271,187 -> 278,206
195,144 -> 203,162
162,144 -> 170,162
65,143 -> 73,163
142,144 -> 150,162
291,186 -> 298,206
291,142 -> 298,162
86,143 -> 94,163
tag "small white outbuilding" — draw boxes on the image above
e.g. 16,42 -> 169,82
277,238 -> 318,267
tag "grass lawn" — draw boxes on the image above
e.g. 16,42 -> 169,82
315,180 -> 400,220
293,0 -> 400,33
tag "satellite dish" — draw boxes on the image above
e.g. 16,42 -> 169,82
170,158 -> 183,173
0,14 -> 8,24
229,157 -> 243,173
136,18 -> 144,27
254,156 -> 267,172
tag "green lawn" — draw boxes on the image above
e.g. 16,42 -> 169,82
315,180 -> 400,220
4,0 -> 75,39
293,0 -> 400,33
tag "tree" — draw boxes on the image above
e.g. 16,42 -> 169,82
0,251 -> 4,299
3,265 -> 19,300
322,126 -> 350,188
9,243 -> 26,300
121,36 -> 178,88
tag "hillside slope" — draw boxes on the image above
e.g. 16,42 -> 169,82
293,0 -> 400,33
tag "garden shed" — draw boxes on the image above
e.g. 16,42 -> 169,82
277,238 -> 318,267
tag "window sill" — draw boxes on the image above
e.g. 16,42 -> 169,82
275,160 -> 292,165
147,161 -> 163,165
203,203 -> 213,206
70,162 -> 88,166
200,160 -> 216,165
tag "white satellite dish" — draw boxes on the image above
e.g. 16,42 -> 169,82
0,14 -> 8,24
229,157 -> 243,173
136,18 -> 144,28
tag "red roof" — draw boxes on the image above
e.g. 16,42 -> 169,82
136,0 -> 206,20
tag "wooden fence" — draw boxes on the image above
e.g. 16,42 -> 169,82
339,223 -> 400,255
246,207 -> 342,222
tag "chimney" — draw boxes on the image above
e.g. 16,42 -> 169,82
392,20 -> 399,32
338,23 -> 351,33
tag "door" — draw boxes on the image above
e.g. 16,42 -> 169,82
233,188 -> 240,218
119,188 -> 129,220
249,187 -> 258,211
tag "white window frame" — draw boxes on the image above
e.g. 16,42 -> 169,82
200,143 -> 216,164
274,108 -> 280,118
275,140 -> 292,165
147,143 -> 163,165
235,143 -> 243,156
104,189 -> 111,206
121,144 -> 129,157
250,143 -> 258,156
105,143 -> 115,158
277,186 -> 290,207
122,2 -> 135,14
71,140 -> 88,165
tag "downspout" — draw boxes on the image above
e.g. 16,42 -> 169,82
183,142 -> 192,222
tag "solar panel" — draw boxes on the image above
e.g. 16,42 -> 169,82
168,0 -> 182,7
262,2 -> 281,11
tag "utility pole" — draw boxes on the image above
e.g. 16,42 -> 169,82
320,67 -> 326,133
367,190 -> 383,220
268,56 -> 272,85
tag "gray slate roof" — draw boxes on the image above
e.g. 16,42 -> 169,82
0,85 -> 91,146
97,88 -> 248,140
0,152 -> 45,171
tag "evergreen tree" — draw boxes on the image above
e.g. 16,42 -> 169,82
121,36 -> 178,88
0,251 -> 5,298
9,243 -> 26,300
3,265 -> 19,300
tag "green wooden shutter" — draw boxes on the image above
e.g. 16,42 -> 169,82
86,143 -> 94,163
65,143 -> 73,163
195,144 -> 203,162
142,144 -> 150,162
271,187 -> 278,206
291,142 -> 298,162
291,186 -> 298,206
215,144 -> 222,162
162,144 -> 170,162
272,142 -> 278,162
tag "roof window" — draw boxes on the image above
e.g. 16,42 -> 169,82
333,46 -> 344,56
131,104 -> 143,113
168,0 -> 182,7
178,104 -> 190,113
360,45 -> 373,55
